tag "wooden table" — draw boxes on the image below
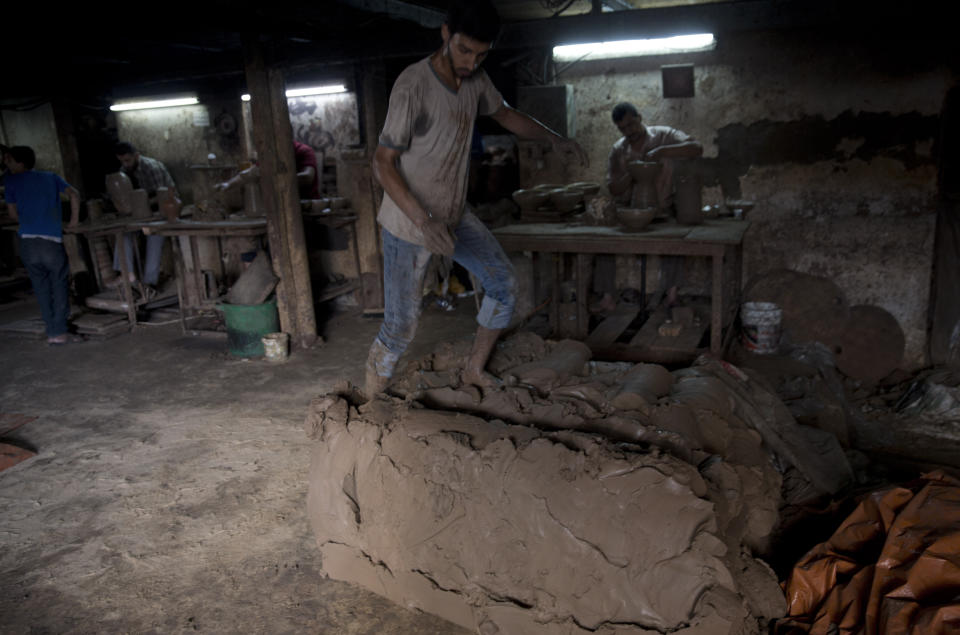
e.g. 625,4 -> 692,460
66,218 -> 153,325
493,219 -> 750,362
302,211 -> 365,303
142,218 -> 269,333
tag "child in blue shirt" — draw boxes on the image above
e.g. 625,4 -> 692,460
3,145 -> 81,344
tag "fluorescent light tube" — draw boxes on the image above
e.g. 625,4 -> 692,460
241,84 -> 347,102
110,97 -> 199,111
553,34 -> 715,62
285,85 -> 346,97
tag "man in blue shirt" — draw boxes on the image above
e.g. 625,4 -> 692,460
3,146 -> 81,344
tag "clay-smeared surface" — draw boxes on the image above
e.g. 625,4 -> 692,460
307,334 -> 794,634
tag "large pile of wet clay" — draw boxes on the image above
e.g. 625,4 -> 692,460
306,334 -> 851,634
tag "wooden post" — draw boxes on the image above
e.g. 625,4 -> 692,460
335,61 -> 389,313
242,34 -> 317,349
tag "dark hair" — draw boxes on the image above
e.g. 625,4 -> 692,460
446,0 -> 500,44
9,146 -> 36,170
611,102 -> 640,123
114,141 -> 137,156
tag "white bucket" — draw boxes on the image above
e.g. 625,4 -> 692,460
262,332 -> 289,362
741,302 -> 782,354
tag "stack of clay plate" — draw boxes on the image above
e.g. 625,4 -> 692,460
518,184 -> 584,222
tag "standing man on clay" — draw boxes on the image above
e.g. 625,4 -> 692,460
3,146 -> 81,345
600,103 -> 702,310
365,0 -> 587,398
111,141 -> 177,291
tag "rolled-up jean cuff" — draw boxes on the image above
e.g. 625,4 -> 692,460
477,294 -> 513,330
371,337 -> 401,377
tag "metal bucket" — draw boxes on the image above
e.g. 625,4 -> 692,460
262,332 -> 289,362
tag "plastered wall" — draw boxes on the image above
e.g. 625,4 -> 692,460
115,101 -> 246,204
529,28 -> 952,368
1,101 -> 65,176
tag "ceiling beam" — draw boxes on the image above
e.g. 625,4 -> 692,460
333,0 -> 445,29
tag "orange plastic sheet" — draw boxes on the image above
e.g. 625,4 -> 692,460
776,471 -> 960,634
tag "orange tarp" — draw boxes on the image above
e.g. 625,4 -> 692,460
777,471 -> 960,634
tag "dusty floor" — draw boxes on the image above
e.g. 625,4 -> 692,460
0,297 -> 475,634
1,291 -> 956,634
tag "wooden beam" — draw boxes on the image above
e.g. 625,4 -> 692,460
242,34 -> 317,349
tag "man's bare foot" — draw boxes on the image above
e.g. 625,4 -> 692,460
460,367 -> 502,394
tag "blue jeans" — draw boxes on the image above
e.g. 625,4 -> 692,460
20,237 -> 70,337
371,211 -> 516,378
113,232 -> 165,285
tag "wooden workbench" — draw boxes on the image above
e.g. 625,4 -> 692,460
142,218 -> 269,333
492,218 -> 750,363
66,217 -> 154,325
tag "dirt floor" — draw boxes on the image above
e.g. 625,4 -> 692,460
2,292 -> 957,633
0,297 -> 475,634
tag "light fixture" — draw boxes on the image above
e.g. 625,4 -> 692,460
110,96 -> 199,112
241,84 -> 347,102
552,34 -> 716,62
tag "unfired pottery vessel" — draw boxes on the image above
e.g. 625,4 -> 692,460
105,172 -> 134,215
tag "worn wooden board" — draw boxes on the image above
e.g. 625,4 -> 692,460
0,318 -> 45,335
585,308 -> 640,348
835,305 -> 905,383
628,308 -> 708,354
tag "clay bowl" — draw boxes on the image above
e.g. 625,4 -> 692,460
533,183 -> 564,191
549,188 -> 583,212
626,160 -> 661,182
569,181 -> 601,196
616,207 -> 656,232
724,199 -> 756,213
512,188 -> 551,211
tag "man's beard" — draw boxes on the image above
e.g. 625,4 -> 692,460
445,43 -> 473,78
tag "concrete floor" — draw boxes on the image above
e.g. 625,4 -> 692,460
0,297 -> 476,634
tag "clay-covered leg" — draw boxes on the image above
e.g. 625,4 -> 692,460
451,211 -> 516,390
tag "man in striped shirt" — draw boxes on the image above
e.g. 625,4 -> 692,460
111,141 -> 177,291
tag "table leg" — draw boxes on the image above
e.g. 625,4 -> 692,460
639,254 -> 647,321
551,253 -> 560,337
711,247 -> 723,355
576,253 -> 589,338
349,220 -> 364,300
115,230 -> 137,326
171,237 -> 189,334
190,236 -> 205,303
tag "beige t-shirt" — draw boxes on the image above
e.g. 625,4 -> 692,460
377,56 -> 504,245
607,125 -> 692,206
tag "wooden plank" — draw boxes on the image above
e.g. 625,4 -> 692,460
629,306 -> 709,353
585,308 -> 639,348
629,309 -> 669,348
682,220 -> 751,243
